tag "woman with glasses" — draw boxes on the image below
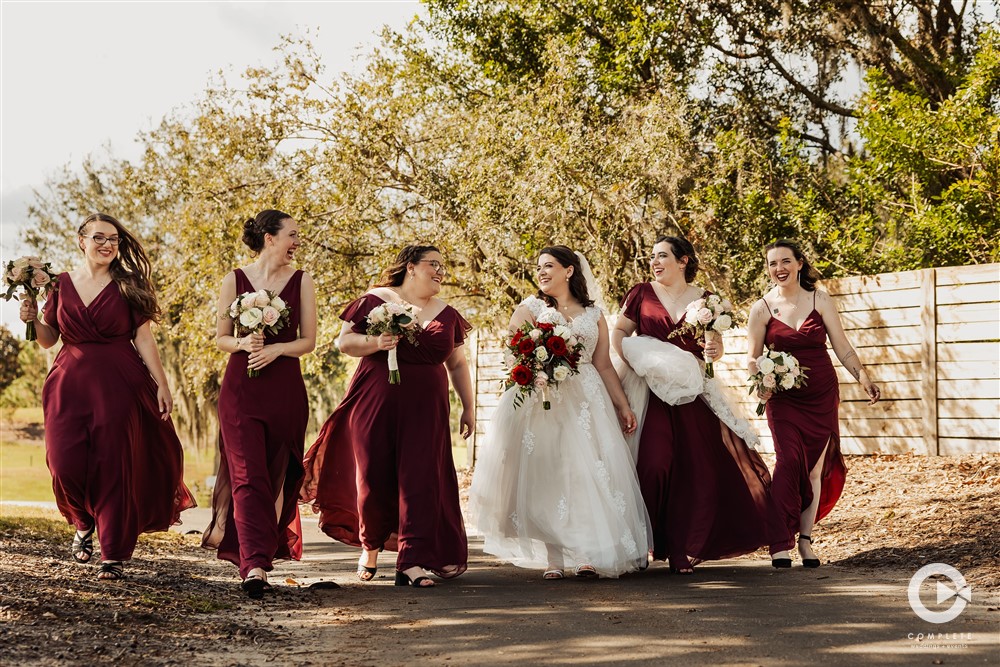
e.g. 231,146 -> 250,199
202,209 -> 316,598
19,213 -> 196,581
302,245 -> 474,588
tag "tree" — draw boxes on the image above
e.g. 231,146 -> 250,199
0,325 -> 21,393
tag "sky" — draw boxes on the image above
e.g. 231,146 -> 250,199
0,0 -> 424,335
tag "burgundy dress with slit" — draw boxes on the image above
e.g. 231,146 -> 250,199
621,282 -> 771,565
301,294 -> 470,577
41,274 -> 195,561
202,269 -> 308,578
762,297 -> 847,554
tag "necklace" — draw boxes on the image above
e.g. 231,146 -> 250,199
773,292 -> 801,316
657,282 -> 688,306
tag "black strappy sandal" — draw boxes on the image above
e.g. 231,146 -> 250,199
799,535 -> 821,568
97,561 -> 124,580
394,569 -> 435,588
71,527 -> 96,564
241,574 -> 267,599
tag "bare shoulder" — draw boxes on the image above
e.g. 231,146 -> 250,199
814,288 -> 835,312
367,286 -> 397,301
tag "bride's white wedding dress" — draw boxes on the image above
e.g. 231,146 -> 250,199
469,297 -> 651,577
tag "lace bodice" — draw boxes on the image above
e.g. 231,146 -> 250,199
520,296 -> 602,364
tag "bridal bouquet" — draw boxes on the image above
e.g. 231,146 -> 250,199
3,256 -> 59,341
365,302 -> 422,384
228,289 -> 291,377
670,293 -> 737,378
504,321 -> 584,410
747,348 -> 808,415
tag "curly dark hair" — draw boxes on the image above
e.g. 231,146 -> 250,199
535,245 -> 594,309
242,210 -> 291,253
654,235 -> 699,283
78,213 -> 160,323
374,245 -> 440,287
765,239 -> 821,291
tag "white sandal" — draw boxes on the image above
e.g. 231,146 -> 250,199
542,568 -> 564,580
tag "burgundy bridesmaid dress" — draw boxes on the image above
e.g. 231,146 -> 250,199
302,294 -> 471,577
621,282 -> 771,565
762,294 -> 847,555
202,269 -> 309,578
41,274 -> 195,561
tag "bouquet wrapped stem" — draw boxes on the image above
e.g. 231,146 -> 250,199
704,331 -> 720,378
387,347 -> 401,384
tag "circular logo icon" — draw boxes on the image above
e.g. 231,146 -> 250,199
908,563 -> 972,624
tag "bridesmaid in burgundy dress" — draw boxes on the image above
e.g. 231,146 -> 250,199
746,239 -> 880,568
302,245 -> 475,588
19,213 -> 195,581
612,236 -> 771,573
203,210 -> 316,598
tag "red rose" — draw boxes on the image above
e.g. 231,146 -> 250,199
517,338 -> 535,354
538,322 -> 555,331
546,336 -> 568,356
511,364 -> 533,386
511,331 -> 523,346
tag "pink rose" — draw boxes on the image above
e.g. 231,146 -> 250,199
31,270 -> 51,289
240,293 -> 257,309
26,257 -> 45,270
261,306 -> 280,326
8,266 -> 25,283
533,371 -> 549,389
253,290 -> 270,308
762,374 -> 777,389
697,307 -> 714,324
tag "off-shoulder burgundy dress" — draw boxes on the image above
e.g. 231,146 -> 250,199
621,282 -> 771,566
202,269 -> 309,578
41,274 -> 195,562
301,294 -> 470,577
762,295 -> 847,554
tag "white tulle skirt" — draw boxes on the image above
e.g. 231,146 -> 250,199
469,365 -> 652,577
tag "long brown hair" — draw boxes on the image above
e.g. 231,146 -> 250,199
765,239 -> 821,291
536,246 -> 594,309
78,213 -> 161,323
374,245 -> 439,287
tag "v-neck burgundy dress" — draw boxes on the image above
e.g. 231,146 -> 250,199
302,294 -> 471,577
621,282 -> 771,564
762,297 -> 847,554
202,269 -> 309,578
41,274 -> 195,561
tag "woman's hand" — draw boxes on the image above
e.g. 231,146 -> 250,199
703,331 -> 723,361
156,385 -> 173,421
248,344 -> 283,372
756,387 -> 774,403
459,407 -> 475,439
863,380 -> 881,405
237,331 -> 264,353
19,298 -> 37,324
616,404 -> 637,435
376,332 -> 400,351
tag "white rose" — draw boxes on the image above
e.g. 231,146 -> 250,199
706,294 -> 721,306
12,257 -> 29,269
240,292 -> 257,309
697,307 -> 714,325
261,306 -> 280,326
712,314 -> 733,332
757,357 -> 776,375
271,296 -> 286,311
240,307 -> 263,329
530,329 -> 542,340
503,349 -> 516,368
253,290 -> 271,308
367,307 -> 388,325
552,365 -> 570,382
721,299 -> 733,311
775,364 -> 788,374
780,374 -> 796,390
553,325 -> 570,339
534,346 -> 549,362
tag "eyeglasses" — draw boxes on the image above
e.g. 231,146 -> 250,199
418,260 -> 447,274
83,234 -> 121,246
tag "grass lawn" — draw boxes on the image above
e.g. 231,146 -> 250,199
0,441 -> 54,503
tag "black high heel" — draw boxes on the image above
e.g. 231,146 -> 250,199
771,557 -> 792,569
395,569 -> 435,588
799,535 -> 820,568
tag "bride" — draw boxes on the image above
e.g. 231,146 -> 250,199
469,246 -> 651,579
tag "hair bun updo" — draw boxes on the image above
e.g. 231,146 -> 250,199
242,209 -> 290,253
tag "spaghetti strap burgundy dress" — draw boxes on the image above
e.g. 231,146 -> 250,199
621,282 -> 771,566
762,297 -> 847,555
202,269 -> 309,578
41,274 -> 195,562
301,293 -> 471,577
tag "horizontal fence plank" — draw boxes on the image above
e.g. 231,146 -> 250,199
840,436 -> 927,455
835,289 -> 923,313
937,321 -> 1000,343
938,399 -> 998,420
938,342 -> 1000,362
939,438 -> 1000,455
840,400 -> 921,419
823,272 -> 922,295
936,282 -> 999,306
840,417 -> 923,438
938,418 -> 1000,439
835,363 -> 921,383
840,307 -> 920,330
937,302 -> 1000,325
936,264 -> 1000,286
937,360 -> 1000,380
938,378 -> 1000,399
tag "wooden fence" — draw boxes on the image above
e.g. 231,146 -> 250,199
467,264 -> 999,462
